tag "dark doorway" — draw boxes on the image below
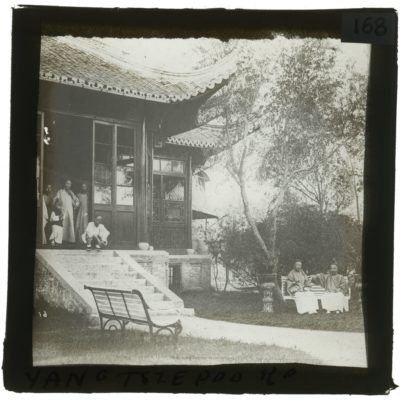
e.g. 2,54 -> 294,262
168,263 -> 182,293
37,111 -> 92,246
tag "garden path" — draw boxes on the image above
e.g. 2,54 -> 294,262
179,316 -> 367,368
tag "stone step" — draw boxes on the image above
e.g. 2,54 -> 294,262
64,264 -> 127,273
56,256 -> 123,264
148,312 -> 181,325
109,271 -> 141,279
83,284 -> 164,303
80,278 -> 148,287
62,262 -> 125,270
71,271 -> 140,281
148,300 -> 176,310
144,292 -> 164,302
178,307 -> 195,317
86,284 -> 156,295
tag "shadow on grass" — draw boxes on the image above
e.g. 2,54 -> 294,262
32,306 -> 321,366
180,290 -> 364,332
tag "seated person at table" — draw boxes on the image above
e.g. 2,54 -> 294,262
287,260 -> 318,315
82,215 -> 110,251
311,262 -> 349,313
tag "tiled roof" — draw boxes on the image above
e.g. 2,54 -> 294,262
39,36 -> 237,104
166,122 -> 224,148
166,118 -> 260,149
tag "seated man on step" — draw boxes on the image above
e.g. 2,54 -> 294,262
82,215 -> 110,251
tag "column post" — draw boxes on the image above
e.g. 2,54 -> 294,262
137,118 -> 149,245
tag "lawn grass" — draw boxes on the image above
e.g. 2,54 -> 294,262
180,290 -> 365,333
32,310 -> 321,365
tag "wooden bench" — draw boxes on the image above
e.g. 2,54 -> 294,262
281,276 -> 351,302
84,285 -> 182,340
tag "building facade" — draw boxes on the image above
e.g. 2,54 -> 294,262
36,36 -> 235,252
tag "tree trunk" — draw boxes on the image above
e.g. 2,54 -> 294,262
223,264 -> 229,292
351,170 -> 361,224
213,258 -> 220,291
270,212 -> 278,274
238,174 -> 271,261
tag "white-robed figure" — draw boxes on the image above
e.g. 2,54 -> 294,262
82,215 -> 110,251
54,179 -> 79,243
287,260 -> 319,314
311,263 -> 349,313
48,198 -> 64,245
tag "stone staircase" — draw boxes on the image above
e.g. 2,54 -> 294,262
35,249 -> 193,319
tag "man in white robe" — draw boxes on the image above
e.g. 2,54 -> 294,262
287,260 -> 319,314
82,215 -> 110,250
54,179 -> 79,243
312,264 -> 349,313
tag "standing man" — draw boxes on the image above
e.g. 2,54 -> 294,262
75,183 -> 89,244
54,179 -> 79,243
42,183 -> 54,244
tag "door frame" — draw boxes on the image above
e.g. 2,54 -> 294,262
92,119 -> 140,248
151,152 -> 192,249
36,111 -> 45,245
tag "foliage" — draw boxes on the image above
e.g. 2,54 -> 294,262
209,204 -> 362,288
274,204 -> 362,275
197,38 -> 367,279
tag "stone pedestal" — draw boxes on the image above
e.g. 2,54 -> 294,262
261,282 -> 275,313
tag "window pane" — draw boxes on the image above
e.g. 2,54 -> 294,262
153,175 -> 161,221
161,159 -> 172,172
116,166 -> 134,186
153,158 -> 160,172
95,163 -> 112,185
117,186 -> 134,206
95,123 -> 112,144
164,177 -> 185,201
117,146 -> 134,167
165,202 -> 185,222
117,126 -> 134,147
153,175 -> 161,199
153,200 -> 160,221
95,143 -> 111,164
94,185 -> 111,204
171,160 -> 184,174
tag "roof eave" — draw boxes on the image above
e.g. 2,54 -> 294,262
39,70 -> 234,105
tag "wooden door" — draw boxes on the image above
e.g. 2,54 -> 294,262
152,156 -> 188,250
92,121 -> 137,248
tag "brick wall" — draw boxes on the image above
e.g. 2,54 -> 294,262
169,255 -> 212,291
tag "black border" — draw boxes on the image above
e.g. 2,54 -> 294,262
3,6 -> 398,394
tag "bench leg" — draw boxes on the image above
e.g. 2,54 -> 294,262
148,324 -> 154,342
174,320 -> 182,342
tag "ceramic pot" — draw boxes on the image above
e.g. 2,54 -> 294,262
138,242 -> 150,251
